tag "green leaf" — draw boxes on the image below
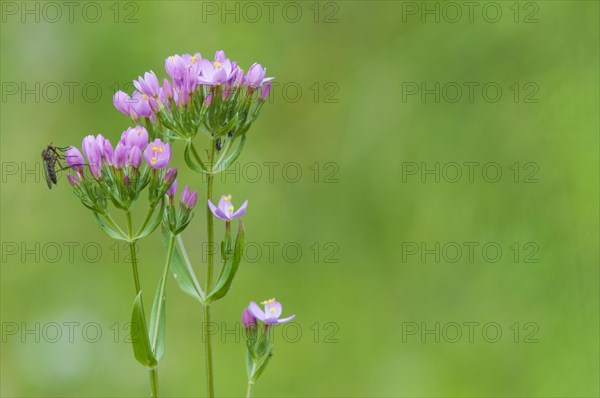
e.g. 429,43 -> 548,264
136,200 -> 166,240
251,350 -> 273,382
130,292 -> 157,367
184,142 -> 208,174
149,276 -> 167,362
214,134 -> 247,173
214,115 -> 239,138
92,212 -> 128,241
207,221 -> 245,302
163,229 -> 205,302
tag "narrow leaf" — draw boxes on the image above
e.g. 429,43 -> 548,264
93,212 -> 128,241
251,350 -> 273,382
207,221 -> 245,302
184,142 -> 208,174
149,276 -> 167,362
136,200 -> 166,240
130,291 -> 157,367
163,228 -> 205,302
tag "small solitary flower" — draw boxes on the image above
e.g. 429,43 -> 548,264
143,139 -> 171,169
208,194 -> 247,220
248,299 -> 295,325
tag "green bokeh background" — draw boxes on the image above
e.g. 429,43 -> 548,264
1,1 -> 598,396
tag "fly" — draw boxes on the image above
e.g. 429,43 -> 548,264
41,144 -> 70,189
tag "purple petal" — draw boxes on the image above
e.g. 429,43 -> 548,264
248,302 -> 266,321
218,195 -> 232,214
277,315 -> 296,324
232,200 -> 248,219
208,199 -> 218,214
214,208 -> 230,220
265,301 -> 282,318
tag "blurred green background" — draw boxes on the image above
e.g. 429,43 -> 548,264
1,1 -> 599,397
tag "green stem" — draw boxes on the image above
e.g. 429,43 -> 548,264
149,367 -> 159,398
126,212 -> 142,295
204,142 -> 216,397
246,379 -> 254,398
126,211 -> 159,398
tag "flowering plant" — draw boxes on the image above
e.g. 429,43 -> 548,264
49,50 -> 292,398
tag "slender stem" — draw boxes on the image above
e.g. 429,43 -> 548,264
126,212 -> 142,295
203,141 -> 216,397
149,368 -> 159,398
246,379 -> 254,398
126,211 -> 158,398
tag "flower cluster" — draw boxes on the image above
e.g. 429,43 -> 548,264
65,127 -> 176,212
113,50 -> 272,139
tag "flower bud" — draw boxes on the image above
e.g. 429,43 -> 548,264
181,185 -> 198,209
242,307 -> 257,331
66,146 -> 84,172
113,142 -> 129,169
245,63 -> 266,89
166,178 -> 177,198
121,126 -> 149,150
113,91 -> 132,116
134,71 -> 160,98
131,91 -> 153,118
67,173 -> 80,187
204,92 -> 213,107
162,78 -> 174,100
128,146 -> 142,168
259,82 -> 271,102
164,167 -> 177,184
234,68 -> 244,87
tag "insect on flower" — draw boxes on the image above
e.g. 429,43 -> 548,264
41,144 -> 84,189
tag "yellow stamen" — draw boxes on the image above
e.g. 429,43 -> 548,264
191,55 -> 199,64
151,157 -> 157,165
137,128 -> 142,135
142,94 -> 148,100
223,194 -> 232,201
228,205 -> 234,213
261,298 -> 276,305
152,145 -> 162,153
214,61 -> 222,69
